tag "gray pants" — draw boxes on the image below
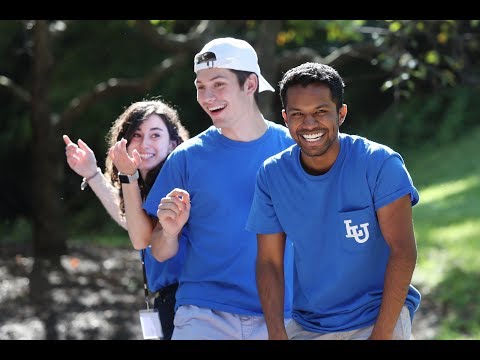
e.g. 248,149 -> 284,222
286,305 -> 412,340
172,304 -> 291,340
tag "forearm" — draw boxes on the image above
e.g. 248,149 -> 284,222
256,260 -> 287,340
87,171 -> 127,230
150,223 -> 180,262
370,248 -> 417,339
122,181 -> 155,249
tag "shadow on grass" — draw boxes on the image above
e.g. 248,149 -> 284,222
428,266 -> 480,340
0,244 -> 145,340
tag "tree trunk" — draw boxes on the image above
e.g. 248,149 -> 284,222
256,20 -> 283,122
31,20 -> 67,258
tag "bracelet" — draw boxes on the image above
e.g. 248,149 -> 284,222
81,167 -> 101,191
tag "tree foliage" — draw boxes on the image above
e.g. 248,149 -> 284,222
1,20 -> 478,258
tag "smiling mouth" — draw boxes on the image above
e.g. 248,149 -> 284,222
138,153 -> 155,159
208,104 -> 226,113
302,132 -> 324,142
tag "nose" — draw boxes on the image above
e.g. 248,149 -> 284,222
304,113 -> 317,127
199,88 -> 216,103
140,136 -> 151,148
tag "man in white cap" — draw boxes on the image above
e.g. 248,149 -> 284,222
143,37 -> 295,339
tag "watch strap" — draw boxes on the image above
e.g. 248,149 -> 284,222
118,170 -> 139,184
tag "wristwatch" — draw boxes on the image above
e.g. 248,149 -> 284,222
118,170 -> 139,184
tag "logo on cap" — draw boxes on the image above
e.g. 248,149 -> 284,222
195,51 -> 217,68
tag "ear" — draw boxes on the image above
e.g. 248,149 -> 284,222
245,73 -> 258,95
338,104 -> 347,126
168,140 -> 177,153
282,109 -> 288,127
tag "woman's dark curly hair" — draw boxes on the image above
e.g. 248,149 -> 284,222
104,99 -> 190,215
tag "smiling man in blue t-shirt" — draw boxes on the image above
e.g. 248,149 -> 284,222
246,62 -> 421,340
143,37 -> 295,340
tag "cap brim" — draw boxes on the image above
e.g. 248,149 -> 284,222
259,75 -> 275,93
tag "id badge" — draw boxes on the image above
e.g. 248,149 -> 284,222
139,309 -> 163,340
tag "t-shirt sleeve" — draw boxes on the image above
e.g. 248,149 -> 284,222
373,154 -> 419,211
143,152 -> 183,217
245,165 -> 283,234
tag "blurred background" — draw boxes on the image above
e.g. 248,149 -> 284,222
0,20 -> 479,340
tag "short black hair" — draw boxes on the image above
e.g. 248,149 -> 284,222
279,62 -> 345,112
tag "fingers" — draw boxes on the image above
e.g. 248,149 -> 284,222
108,146 -> 115,161
111,138 -> 128,153
63,134 -> 72,146
158,189 -> 191,217
157,198 -> 186,222
168,188 -> 191,205
157,201 -> 180,218
131,149 -> 142,167
160,191 -> 189,211
78,138 -> 92,153
120,137 -> 128,149
64,135 -> 78,157
157,189 -> 190,234
111,138 -> 128,154
109,139 -> 139,174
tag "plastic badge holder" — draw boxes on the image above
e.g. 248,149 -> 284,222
139,309 -> 163,340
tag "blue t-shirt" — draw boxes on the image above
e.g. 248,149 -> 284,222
143,121 -> 295,316
142,228 -> 188,292
245,133 -> 421,332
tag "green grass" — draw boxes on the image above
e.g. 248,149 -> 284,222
67,221 -> 130,249
404,126 -> 480,340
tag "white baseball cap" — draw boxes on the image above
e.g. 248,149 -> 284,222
194,37 -> 275,93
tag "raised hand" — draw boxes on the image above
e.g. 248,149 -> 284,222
108,138 -> 141,175
63,134 -> 98,179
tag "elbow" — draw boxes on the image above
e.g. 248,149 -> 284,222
151,244 -> 176,262
132,242 -> 147,251
152,250 -> 171,263
153,253 -> 169,262
130,235 -> 150,250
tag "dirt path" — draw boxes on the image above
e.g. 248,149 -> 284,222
0,244 -> 438,340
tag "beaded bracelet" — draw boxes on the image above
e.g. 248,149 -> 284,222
80,167 -> 101,191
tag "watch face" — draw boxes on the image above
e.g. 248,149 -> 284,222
119,174 -> 130,184
118,170 -> 139,184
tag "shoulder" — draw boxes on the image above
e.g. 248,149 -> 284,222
170,126 -> 217,154
267,120 -> 290,134
343,133 -> 400,160
264,143 -> 296,168
266,120 -> 294,144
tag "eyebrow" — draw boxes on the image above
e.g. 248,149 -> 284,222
288,103 -> 329,111
195,74 -> 228,85
136,127 -> 165,132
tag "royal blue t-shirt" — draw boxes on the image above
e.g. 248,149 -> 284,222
142,228 -> 188,292
144,121 -> 295,315
246,133 -> 421,332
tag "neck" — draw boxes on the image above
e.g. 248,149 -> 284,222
139,169 -> 148,180
220,108 -> 268,141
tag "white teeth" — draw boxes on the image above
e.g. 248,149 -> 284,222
209,105 -> 226,111
139,153 -> 154,159
303,133 -> 324,141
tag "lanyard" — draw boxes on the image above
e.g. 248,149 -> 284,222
140,249 -> 150,310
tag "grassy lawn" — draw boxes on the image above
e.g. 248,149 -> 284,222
404,126 -> 480,340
